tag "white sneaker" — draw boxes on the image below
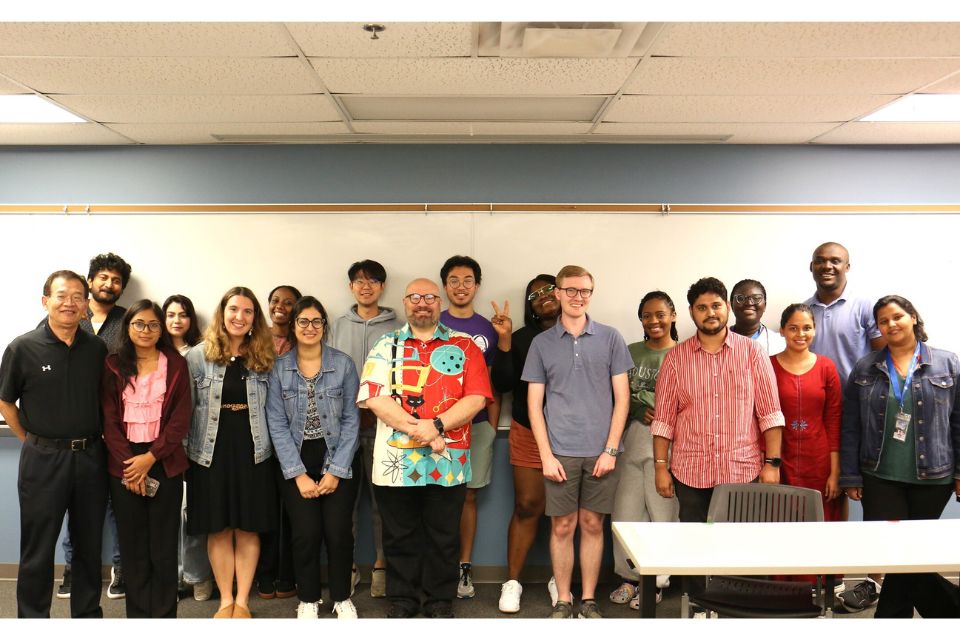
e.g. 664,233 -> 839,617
547,576 -> 558,607
296,600 -> 319,619
656,575 -> 671,589
333,598 -> 358,619
499,579 -> 523,613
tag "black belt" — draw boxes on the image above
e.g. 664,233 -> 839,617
27,433 -> 99,451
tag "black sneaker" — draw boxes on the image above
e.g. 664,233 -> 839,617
56,567 -> 71,599
838,579 -> 879,612
549,600 -> 574,619
107,565 -> 126,600
386,602 -> 419,618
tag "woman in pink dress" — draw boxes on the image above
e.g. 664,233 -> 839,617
771,303 -> 842,521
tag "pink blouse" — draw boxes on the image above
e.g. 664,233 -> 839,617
123,352 -> 167,443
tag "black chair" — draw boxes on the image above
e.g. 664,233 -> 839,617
681,483 -> 829,618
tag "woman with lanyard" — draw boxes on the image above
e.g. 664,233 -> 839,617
841,295 -> 960,618
729,279 -> 786,355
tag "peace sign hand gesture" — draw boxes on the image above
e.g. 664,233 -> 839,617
490,300 -> 513,350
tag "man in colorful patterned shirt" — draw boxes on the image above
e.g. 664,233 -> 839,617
357,277 -> 492,619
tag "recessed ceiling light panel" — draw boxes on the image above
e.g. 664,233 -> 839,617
0,95 -> 85,123
862,94 -> 960,122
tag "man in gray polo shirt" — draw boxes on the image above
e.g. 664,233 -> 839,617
522,265 -> 632,619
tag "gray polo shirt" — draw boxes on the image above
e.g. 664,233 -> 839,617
521,316 -> 633,456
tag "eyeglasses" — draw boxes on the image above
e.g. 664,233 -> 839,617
405,293 -> 440,305
561,287 -> 593,299
295,317 -> 325,329
52,293 -> 86,305
352,278 -> 382,288
527,284 -> 556,301
733,294 -> 765,305
131,320 -> 162,333
446,277 -> 475,289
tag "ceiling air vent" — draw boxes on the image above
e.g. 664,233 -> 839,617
478,22 -> 659,58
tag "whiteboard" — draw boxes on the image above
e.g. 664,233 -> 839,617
2,210 -> 958,362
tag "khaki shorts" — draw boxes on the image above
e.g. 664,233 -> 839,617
544,454 -> 617,517
466,420 -> 496,489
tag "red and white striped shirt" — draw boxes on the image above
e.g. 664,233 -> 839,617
651,330 -> 784,489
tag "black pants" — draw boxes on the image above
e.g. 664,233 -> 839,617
256,457 -> 296,591
279,439 -> 359,603
17,436 -> 108,618
860,473 -> 958,618
673,476 -> 714,595
373,482 -> 467,614
109,443 -> 183,618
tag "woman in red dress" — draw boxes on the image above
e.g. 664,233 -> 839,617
771,303 -> 842,521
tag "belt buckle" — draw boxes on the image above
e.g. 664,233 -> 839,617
70,439 -> 86,451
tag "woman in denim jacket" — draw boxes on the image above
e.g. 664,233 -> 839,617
185,287 -> 276,619
266,296 -> 361,619
841,295 -> 960,618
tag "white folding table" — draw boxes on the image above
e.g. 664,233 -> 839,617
612,519 -> 960,617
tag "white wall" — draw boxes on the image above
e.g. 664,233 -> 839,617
2,211 -> 958,356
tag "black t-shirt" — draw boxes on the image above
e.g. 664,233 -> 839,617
0,321 -> 107,439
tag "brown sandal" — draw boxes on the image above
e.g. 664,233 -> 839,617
213,604 -> 234,618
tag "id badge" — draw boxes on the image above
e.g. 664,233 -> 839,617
893,411 -> 911,442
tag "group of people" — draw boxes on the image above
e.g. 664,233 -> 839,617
0,241 -> 957,620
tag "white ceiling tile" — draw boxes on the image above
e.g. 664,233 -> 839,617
54,95 -> 342,124
351,121 -> 592,135
923,74 -> 960,93
309,57 -> 637,95
0,76 -> 28,94
341,96 -> 605,121
286,22 -> 474,57
594,122 -> 838,144
813,122 -> 960,144
625,58 -> 960,96
0,57 -> 321,96
604,95 -> 893,123
651,23 -> 960,58
0,22 -> 295,57
0,123 -> 132,145
108,122 -> 349,144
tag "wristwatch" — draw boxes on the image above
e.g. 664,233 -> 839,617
764,457 -> 782,468
432,416 -> 445,436
603,447 -> 619,457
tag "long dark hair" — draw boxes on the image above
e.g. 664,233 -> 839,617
524,273 -> 558,329
116,299 -> 170,389
873,295 -> 928,343
638,291 -> 679,341
288,296 -> 330,346
162,294 -> 202,347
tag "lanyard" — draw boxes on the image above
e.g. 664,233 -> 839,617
885,343 -> 921,410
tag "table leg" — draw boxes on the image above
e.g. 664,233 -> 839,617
638,574 -> 657,617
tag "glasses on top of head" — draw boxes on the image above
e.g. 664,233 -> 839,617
295,317 -> 325,329
446,277 -> 476,289
561,287 -> 593,299
131,320 -> 162,333
352,278 -> 382,288
405,293 -> 440,305
733,294 -> 765,305
527,284 -> 556,301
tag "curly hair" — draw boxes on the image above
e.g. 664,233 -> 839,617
686,277 -> 727,306
87,253 -> 132,289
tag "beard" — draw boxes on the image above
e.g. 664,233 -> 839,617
93,288 -> 119,304
696,320 -> 726,336
408,311 -> 438,329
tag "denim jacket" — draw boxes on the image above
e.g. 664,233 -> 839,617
840,343 -> 960,486
185,343 -> 273,467
266,345 -> 360,480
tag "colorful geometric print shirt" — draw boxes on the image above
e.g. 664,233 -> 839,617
357,322 -> 493,488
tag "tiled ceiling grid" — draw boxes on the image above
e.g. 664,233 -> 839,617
1,21 -> 959,145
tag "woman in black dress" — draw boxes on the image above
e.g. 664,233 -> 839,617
185,286 -> 276,618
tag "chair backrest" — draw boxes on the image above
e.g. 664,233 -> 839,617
707,483 -> 824,523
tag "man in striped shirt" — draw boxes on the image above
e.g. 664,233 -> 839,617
651,277 -> 784,525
